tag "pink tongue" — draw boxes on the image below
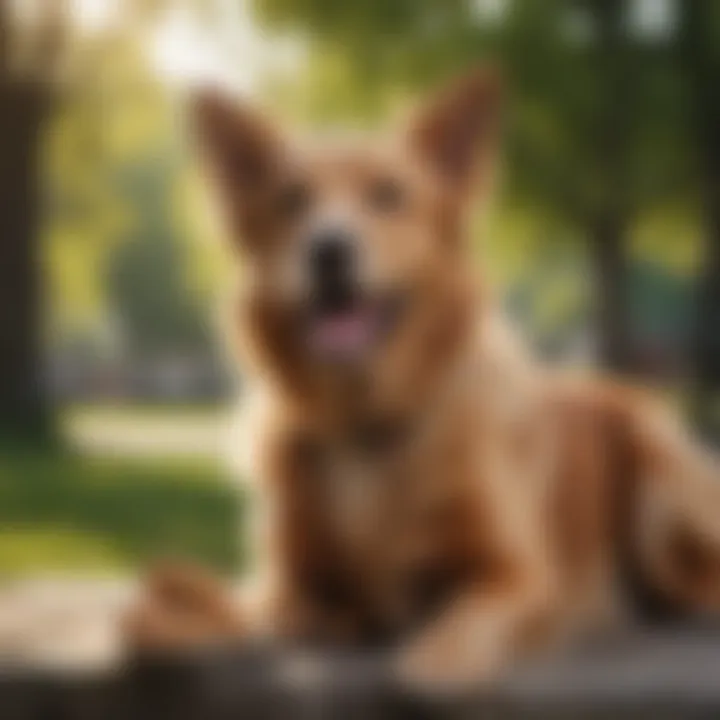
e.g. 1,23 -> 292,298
311,311 -> 372,355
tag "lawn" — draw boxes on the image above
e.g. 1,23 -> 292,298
0,426 -> 245,576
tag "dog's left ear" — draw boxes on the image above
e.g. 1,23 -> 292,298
407,67 -> 503,193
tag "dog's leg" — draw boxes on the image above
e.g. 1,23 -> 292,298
124,563 -> 351,654
397,559 -> 556,688
123,562 -> 245,653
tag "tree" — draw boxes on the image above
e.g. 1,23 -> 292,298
679,0 -> 720,439
0,0 -> 198,437
0,4 -> 67,438
106,158 -> 211,360
46,28 -> 216,359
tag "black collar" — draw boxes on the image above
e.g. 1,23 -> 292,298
348,414 -> 417,457
290,414 -> 418,470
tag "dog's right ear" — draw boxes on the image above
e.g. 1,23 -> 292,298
192,89 -> 282,191
191,90 -> 284,241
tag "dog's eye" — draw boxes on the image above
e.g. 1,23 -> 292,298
367,178 -> 405,213
277,181 -> 311,220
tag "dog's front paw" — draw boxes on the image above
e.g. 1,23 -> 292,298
395,623 -> 502,693
123,562 -> 244,654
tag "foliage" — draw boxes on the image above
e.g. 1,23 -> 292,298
256,0 -> 693,217
44,27 -> 220,361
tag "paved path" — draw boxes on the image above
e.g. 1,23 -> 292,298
0,578 -> 136,671
64,410 -> 230,459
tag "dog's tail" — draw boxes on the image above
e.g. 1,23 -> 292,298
623,395 -> 720,617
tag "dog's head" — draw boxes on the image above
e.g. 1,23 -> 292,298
194,69 -> 501,390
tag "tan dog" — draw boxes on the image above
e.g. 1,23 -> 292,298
127,70 -> 720,686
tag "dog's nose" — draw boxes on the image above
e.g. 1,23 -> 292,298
308,230 -> 355,285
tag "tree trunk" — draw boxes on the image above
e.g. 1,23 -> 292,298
588,0 -> 633,373
590,214 -> 629,371
0,0 -> 54,440
0,80 -> 53,439
681,0 -> 720,441
693,216 -> 720,441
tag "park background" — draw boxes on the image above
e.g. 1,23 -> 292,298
0,0 -> 718,578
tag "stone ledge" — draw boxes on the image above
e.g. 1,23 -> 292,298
2,626 -> 720,719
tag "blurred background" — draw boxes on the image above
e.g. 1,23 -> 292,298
0,0 -> 718,578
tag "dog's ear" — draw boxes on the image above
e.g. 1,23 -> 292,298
192,89 -> 283,192
407,68 -> 503,193
191,89 -> 285,245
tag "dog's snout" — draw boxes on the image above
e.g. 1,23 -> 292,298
306,230 -> 358,311
308,230 -> 355,282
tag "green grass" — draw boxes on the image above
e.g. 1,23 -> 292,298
0,444 -> 244,576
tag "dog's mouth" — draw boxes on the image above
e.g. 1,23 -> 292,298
304,286 -> 407,361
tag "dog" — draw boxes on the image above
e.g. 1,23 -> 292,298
126,69 -> 720,686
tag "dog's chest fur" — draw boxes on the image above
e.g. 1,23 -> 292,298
321,420 -> 461,572
312,417 -> 484,639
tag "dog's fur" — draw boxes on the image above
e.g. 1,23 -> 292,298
127,70 -> 720,685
